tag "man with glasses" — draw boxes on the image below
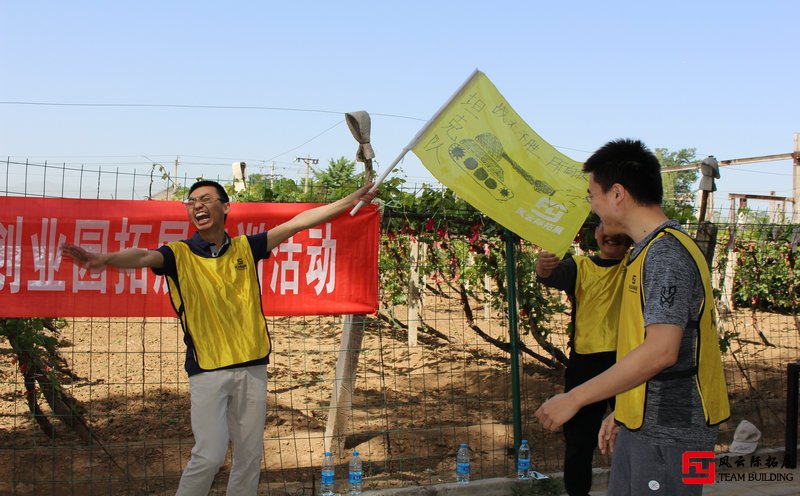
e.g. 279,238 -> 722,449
62,179 -> 376,495
535,139 -> 729,496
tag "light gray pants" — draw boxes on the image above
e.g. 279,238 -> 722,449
607,428 -> 713,496
176,365 -> 268,496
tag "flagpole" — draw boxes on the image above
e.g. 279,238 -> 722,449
349,69 -> 483,216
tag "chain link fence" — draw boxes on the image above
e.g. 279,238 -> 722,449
1,159 -> 798,494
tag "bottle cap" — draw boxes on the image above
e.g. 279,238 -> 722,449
460,443 -> 467,448
325,451 -> 331,456
353,451 -> 359,456
521,440 -> 528,444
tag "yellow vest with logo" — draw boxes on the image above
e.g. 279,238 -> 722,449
572,256 -> 627,354
167,236 -> 271,370
616,227 -> 729,430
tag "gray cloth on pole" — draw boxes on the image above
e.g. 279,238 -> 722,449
699,156 -> 720,192
345,111 -> 375,162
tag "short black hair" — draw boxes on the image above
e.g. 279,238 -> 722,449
582,139 -> 663,206
188,180 -> 229,203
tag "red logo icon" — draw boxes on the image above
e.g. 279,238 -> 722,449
682,451 -> 716,484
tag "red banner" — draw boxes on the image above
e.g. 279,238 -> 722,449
0,197 -> 379,317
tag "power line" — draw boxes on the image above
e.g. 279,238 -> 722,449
0,100 -> 427,121
264,120 -> 343,162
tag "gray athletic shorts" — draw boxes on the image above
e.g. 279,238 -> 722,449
607,427 -> 715,496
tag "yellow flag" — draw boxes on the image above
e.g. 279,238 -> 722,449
411,70 -> 590,256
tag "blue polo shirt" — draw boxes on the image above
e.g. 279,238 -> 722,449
152,231 -> 271,376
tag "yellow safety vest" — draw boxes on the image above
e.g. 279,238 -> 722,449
166,236 -> 271,370
572,256 -> 627,354
616,227 -> 730,430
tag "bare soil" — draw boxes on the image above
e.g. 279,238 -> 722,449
0,299 -> 797,495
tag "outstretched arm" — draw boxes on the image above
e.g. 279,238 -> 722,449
534,323 -> 682,431
61,244 -> 164,270
266,183 -> 376,252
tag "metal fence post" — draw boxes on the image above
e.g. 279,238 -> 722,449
504,229 -> 522,450
786,361 -> 799,468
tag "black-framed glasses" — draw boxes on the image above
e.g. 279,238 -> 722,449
182,195 -> 222,208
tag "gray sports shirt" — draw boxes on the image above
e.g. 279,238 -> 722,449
627,220 -> 718,447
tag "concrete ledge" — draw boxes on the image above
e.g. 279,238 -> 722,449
363,468 -> 612,495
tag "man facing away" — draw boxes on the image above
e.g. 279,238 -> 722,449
535,222 -> 631,496
62,180 -> 376,495
534,139 -> 729,496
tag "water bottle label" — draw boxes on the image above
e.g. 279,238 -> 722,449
349,471 -> 363,484
322,472 -> 334,484
518,459 -> 531,471
457,462 -> 470,475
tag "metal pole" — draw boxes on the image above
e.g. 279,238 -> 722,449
504,229 -> 523,450
786,361 -> 799,468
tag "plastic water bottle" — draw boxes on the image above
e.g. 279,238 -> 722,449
517,440 -> 531,479
321,451 -> 335,496
456,442 -> 470,484
349,450 -> 363,495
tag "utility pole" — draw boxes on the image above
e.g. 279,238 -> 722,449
271,161 -> 276,190
296,155 -> 319,194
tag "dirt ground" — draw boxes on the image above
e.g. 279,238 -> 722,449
0,296 -> 797,495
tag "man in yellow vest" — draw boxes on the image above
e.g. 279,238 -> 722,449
535,139 -> 729,495
535,222 -> 631,496
62,180 -> 376,496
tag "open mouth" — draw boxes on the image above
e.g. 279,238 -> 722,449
194,211 -> 211,226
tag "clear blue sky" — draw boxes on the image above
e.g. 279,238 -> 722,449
1,1 -> 797,205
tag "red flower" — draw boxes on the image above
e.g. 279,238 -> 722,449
470,224 -> 481,244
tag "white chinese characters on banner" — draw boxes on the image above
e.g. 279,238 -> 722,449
68,219 -> 190,296
73,220 -> 110,293
114,218 -> 154,295
270,236 -> 302,295
269,222 -> 338,296
1,216 -> 341,298
29,218 -> 67,292
0,216 -> 23,294
306,223 -> 336,295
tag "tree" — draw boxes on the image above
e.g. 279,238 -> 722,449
656,147 -> 699,223
311,156 -> 360,200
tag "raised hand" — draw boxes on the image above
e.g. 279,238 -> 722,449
535,251 -> 561,278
